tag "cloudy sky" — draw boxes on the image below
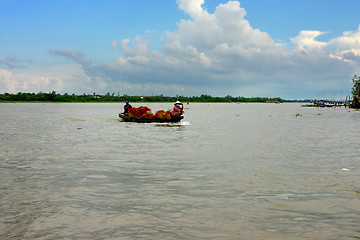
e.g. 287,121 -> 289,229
1,0 -> 360,99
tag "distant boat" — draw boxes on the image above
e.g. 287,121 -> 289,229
307,99 -> 352,108
324,101 -> 333,107
265,100 -> 282,103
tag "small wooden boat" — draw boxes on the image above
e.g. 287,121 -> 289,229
119,113 -> 183,123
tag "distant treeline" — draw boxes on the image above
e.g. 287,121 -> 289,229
0,91 -> 288,103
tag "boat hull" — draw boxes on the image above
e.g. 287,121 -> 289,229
119,113 -> 183,123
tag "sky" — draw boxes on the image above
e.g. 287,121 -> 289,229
1,0 -> 360,99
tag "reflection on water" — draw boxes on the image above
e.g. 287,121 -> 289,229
0,103 -> 359,239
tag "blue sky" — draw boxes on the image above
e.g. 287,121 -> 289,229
1,0 -> 360,99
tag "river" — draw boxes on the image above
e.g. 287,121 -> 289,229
0,102 -> 359,239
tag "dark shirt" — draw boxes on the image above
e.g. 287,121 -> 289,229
124,104 -> 132,114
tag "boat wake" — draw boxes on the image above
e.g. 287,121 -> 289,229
155,121 -> 191,127
180,121 -> 191,126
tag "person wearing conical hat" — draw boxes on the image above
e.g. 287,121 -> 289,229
171,100 -> 184,119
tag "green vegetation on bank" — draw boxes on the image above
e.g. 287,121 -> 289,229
351,74 -> 360,96
0,91 -> 285,103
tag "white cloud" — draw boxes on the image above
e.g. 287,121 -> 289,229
0,69 -> 50,93
169,0 -> 275,54
330,49 -> 360,64
85,0 -> 281,90
41,1 -> 360,98
177,0 -> 207,19
291,31 -> 327,51
327,25 -> 360,51
0,64 -> 96,94
0,70 -> 17,93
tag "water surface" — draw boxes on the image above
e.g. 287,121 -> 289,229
0,103 -> 359,239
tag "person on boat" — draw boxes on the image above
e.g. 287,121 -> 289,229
123,101 -> 132,115
171,100 -> 184,119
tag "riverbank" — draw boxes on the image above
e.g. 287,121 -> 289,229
0,92 -> 288,103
